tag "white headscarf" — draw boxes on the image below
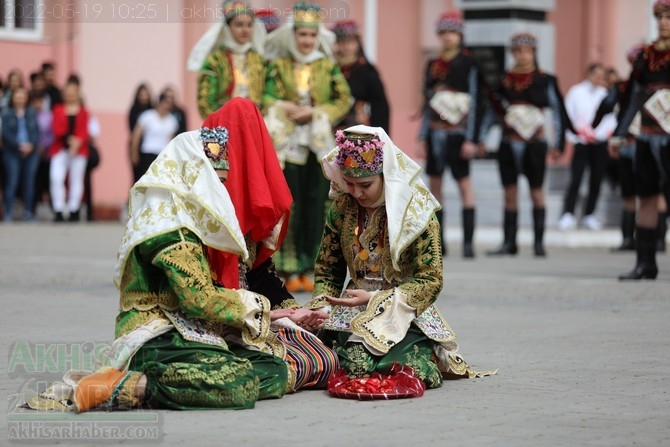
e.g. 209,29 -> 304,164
187,17 -> 266,72
114,131 -> 247,286
264,18 -> 335,63
321,125 -> 442,270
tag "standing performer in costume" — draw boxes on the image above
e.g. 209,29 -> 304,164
24,99 -> 337,413
331,19 -> 390,133
308,125 -> 495,389
609,0 -> 670,280
420,12 -> 487,258
595,44 -> 669,254
262,2 -> 352,293
189,0 -> 267,117
486,32 -> 571,257
592,45 -> 647,252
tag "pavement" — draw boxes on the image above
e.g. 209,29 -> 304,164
1,222 -> 669,446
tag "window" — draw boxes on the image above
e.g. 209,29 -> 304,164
0,0 -> 43,40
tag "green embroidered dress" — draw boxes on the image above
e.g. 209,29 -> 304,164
308,196 -> 451,388
308,125 -> 496,389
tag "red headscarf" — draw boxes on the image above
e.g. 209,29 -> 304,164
203,98 -> 292,288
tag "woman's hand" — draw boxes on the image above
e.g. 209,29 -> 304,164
288,106 -> 313,125
460,141 -> 479,160
130,150 -> 140,167
288,308 -> 329,331
270,308 -> 296,321
19,143 -> 34,157
325,289 -> 372,307
280,101 -> 300,115
67,136 -> 81,156
548,148 -> 561,161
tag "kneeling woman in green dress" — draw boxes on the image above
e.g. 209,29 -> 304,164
308,125 -> 495,389
25,99 -> 337,413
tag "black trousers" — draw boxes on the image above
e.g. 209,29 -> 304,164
562,142 -> 609,216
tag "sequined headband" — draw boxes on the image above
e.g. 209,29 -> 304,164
510,32 -> 537,49
200,126 -> 230,170
293,2 -> 321,27
222,0 -> 253,21
436,12 -> 464,34
335,131 -> 384,178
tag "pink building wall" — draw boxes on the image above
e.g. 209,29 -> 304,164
0,0 -> 652,217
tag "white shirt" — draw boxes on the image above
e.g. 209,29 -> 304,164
564,79 -> 616,144
137,109 -> 179,154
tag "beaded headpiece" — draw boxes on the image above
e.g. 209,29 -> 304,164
654,0 -> 670,15
200,126 -> 230,170
436,12 -> 464,34
256,8 -> 281,32
293,2 -> 321,28
335,130 -> 384,178
331,20 -> 359,39
222,0 -> 254,22
510,32 -> 537,49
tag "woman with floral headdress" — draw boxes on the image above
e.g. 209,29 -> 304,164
262,2 -> 352,293
188,0 -> 267,116
330,19 -> 390,133
608,0 -> 670,280
486,32 -> 572,258
307,125 -> 495,389
24,99 -> 337,413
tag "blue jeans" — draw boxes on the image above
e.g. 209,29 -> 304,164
2,149 -> 40,220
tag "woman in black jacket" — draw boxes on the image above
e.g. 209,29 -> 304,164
331,20 -> 390,133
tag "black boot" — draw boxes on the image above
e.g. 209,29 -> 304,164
657,212 -> 667,253
611,210 -> 636,252
619,227 -> 659,280
487,210 -> 518,256
54,212 -> 65,223
462,208 -> 475,258
436,210 -> 447,257
533,207 -> 546,257
68,210 -> 80,222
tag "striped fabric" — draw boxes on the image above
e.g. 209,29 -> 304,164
275,327 -> 339,390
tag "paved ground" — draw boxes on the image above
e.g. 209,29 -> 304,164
1,223 -> 669,446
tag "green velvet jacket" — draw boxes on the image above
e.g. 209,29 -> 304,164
116,228 -> 299,340
197,47 -> 266,118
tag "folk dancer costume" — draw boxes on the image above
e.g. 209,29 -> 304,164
592,45 -> 649,252
420,12 -> 487,258
23,99 -> 337,413
331,20 -> 390,132
308,125 -> 496,389
487,32 -> 572,257
262,2 -> 352,288
610,0 -> 670,280
188,1 -> 267,117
